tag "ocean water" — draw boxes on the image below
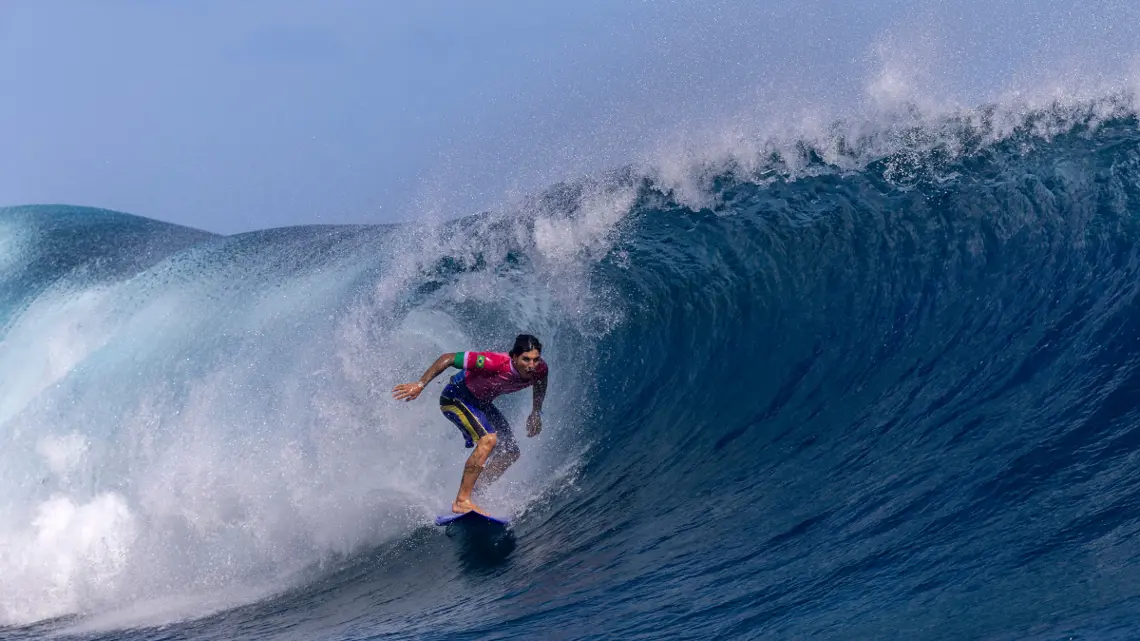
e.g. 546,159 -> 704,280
4,97 -> 1140,639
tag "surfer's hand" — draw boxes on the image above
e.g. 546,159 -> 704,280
526,412 -> 542,437
392,381 -> 425,401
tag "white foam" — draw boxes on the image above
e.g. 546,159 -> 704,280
531,184 -> 638,266
0,493 -> 137,625
36,432 -> 89,479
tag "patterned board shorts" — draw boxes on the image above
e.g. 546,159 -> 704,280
439,381 -> 517,449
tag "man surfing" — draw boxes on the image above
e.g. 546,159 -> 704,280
392,334 -> 548,515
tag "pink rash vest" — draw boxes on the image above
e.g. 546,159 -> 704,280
451,351 -> 548,403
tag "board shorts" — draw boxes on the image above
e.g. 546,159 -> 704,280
440,381 -> 517,450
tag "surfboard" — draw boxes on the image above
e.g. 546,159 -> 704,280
434,510 -> 509,527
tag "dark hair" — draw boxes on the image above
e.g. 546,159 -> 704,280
509,334 -> 543,357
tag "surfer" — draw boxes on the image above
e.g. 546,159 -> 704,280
392,334 -> 548,515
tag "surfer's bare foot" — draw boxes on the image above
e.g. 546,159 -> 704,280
452,499 -> 486,515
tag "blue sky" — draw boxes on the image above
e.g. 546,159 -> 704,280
1,1 -> 1137,233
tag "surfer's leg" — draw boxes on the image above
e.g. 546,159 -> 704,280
441,393 -> 499,514
454,432 -> 497,514
480,407 -> 519,486
480,444 -> 519,487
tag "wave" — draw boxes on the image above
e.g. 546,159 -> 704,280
4,97 -> 1140,638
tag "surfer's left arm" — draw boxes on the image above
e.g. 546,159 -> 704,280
527,375 -> 547,437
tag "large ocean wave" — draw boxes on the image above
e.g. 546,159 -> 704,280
4,96 -> 1140,639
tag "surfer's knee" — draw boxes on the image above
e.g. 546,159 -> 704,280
477,432 -> 498,451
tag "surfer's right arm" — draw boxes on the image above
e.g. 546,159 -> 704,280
391,353 -> 459,401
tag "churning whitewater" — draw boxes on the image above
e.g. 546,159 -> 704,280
5,97 -> 1140,639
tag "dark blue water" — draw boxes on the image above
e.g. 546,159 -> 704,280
3,104 -> 1140,639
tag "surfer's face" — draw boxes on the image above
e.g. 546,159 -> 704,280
513,349 -> 542,379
